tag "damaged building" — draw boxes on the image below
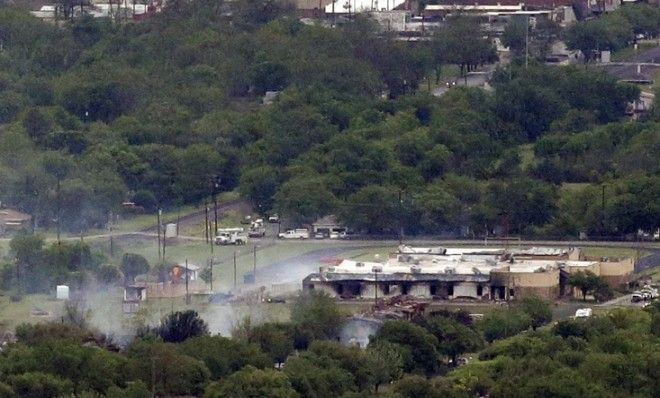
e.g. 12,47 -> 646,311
303,246 -> 634,301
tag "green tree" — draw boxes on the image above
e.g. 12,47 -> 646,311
518,295 -> 553,330
120,253 -> 149,284
5,372 -> 73,398
502,17 -> 528,58
392,375 -> 436,398
156,310 -> 209,343
479,309 -> 532,343
366,341 -> 405,393
291,291 -> 345,341
274,176 -> 337,225
180,335 -> 271,379
568,270 -> 609,301
205,365 -> 298,398
249,322 -> 295,367
421,316 -> 483,365
125,340 -> 210,397
372,320 -> 440,375
433,17 -> 498,81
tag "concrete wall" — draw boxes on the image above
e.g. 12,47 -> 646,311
509,270 -> 560,288
568,263 -> 600,276
512,286 -> 559,300
452,282 -> 479,299
598,258 -> 634,288
308,282 -> 339,298
407,283 -> 431,298
491,269 -> 560,300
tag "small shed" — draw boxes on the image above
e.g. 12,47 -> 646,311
56,285 -> 69,300
170,263 -> 200,283
312,215 -> 345,235
123,285 -> 147,302
0,208 -> 32,235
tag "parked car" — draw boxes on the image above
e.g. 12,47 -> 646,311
268,214 -> 279,223
278,229 -> 309,239
314,232 -> 326,239
329,231 -> 339,239
248,228 -> 266,238
574,308 -> 592,318
241,215 -> 252,224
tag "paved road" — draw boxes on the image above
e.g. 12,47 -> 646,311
433,68 -> 493,97
598,45 -> 660,80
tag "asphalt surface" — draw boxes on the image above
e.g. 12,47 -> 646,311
598,45 -> 660,80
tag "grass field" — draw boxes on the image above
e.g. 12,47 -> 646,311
0,294 -> 65,331
101,237 -> 379,291
582,246 -> 648,259
0,239 -> 654,335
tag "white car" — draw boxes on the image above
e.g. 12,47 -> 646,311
278,229 -> 309,239
574,308 -> 592,318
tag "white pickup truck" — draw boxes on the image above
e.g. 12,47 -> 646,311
215,230 -> 248,245
278,229 -> 310,239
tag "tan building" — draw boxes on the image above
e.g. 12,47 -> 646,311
303,246 -> 635,302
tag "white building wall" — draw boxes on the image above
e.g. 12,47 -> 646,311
408,283 -> 431,298
452,282 -> 479,299
361,283 -> 378,299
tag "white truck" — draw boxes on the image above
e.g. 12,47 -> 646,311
278,229 -> 310,239
215,228 -> 248,245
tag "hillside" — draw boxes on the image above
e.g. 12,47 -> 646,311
0,1 -> 657,238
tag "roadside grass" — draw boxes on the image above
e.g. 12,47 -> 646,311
0,241 -> 9,260
638,265 -> 660,282
106,238 -> 369,291
611,42 -> 657,62
0,294 -> 65,331
178,208 -> 246,237
582,246 -> 648,259
560,182 -> 589,192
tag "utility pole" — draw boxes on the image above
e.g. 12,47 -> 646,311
332,0 -> 335,26
253,245 -> 257,284
525,15 -> 529,69
233,251 -> 237,288
374,269 -> 378,305
56,178 -> 61,244
204,204 -> 209,244
601,184 -> 606,233
109,225 -> 114,257
209,257 -> 213,292
213,193 -> 218,238
185,258 -> 190,305
156,209 -> 162,262
213,178 -> 220,236
398,191 -> 403,245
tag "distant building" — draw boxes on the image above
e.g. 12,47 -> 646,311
311,215 -> 346,235
303,245 -> 634,301
324,0 -> 410,15
0,208 -> 31,235
295,0 -> 334,17
170,263 -> 200,283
